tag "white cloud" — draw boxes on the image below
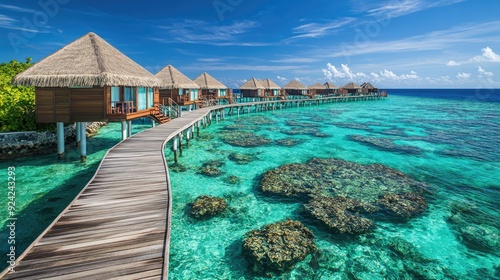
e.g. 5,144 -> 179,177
447,60 -> 461,66
380,69 -> 419,80
370,72 -> 380,78
471,47 -> 500,62
289,18 -> 355,40
322,63 -> 367,81
153,20 -> 266,46
367,0 -> 465,19
457,72 -> 471,79
276,76 -> 287,82
478,66 -> 494,77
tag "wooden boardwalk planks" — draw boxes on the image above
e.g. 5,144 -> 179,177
1,108 -> 214,280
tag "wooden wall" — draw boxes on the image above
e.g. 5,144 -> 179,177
35,87 -> 106,123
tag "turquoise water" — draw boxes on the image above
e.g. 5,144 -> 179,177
0,120 -> 153,271
0,93 -> 499,278
165,95 -> 499,279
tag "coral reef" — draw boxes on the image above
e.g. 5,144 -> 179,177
348,135 -> 422,154
228,153 -> 257,164
199,160 -> 224,177
220,131 -> 271,147
275,137 -> 305,147
189,195 -> 227,219
377,193 -> 427,219
224,175 -> 241,184
242,220 -> 317,276
304,196 -> 377,234
447,201 -> 500,255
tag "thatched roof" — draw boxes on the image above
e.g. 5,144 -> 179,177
13,32 -> 160,87
155,65 -> 199,89
324,82 -> 338,89
341,82 -> 361,89
309,83 -> 327,89
282,79 -> 307,90
239,78 -> 264,90
360,82 -> 376,89
193,72 -> 226,89
260,78 -> 280,90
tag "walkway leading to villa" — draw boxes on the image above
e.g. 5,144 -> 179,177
1,108 -> 214,280
1,94 -> 382,279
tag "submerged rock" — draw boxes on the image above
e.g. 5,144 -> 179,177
304,196 -> 377,234
169,163 -> 187,172
281,127 -> 329,138
189,195 -> 227,219
228,153 -> 257,164
224,175 -> 241,184
447,201 -> 500,255
220,131 -> 271,147
199,160 -> 224,177
348,134 -> 422,155
275,137 -> 305,147
377,193 -> 427,219
260,158 -> 429,203
242,220 -> 317,276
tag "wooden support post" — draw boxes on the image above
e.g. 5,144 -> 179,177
127,120 -> 132,137
186,129 -> 190,147
121,121 -> 127,140
57,122 -> 64,159
80,122 -> 87,163
76,122 -> 81,147
178,133 -> 183,156
173,137 -> 178,163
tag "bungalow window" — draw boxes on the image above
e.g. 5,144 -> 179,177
273,89 -> 279,96
111,86 -> 120,102
137,87 -> 147,111
220,89 -> 226,97
147,88 -> 154,108
179,88 -> 184,96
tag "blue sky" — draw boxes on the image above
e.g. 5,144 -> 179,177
1,0 -> 499,88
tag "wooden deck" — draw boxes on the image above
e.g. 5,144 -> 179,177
1,108 -> 214,280
1,94 -> 382,279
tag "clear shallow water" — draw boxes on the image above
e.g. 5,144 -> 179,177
0,91 -> 498,278
165,93 -> 499,279
0,120 -> 152,271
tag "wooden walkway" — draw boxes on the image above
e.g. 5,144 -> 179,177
1,108 -> 214,280
1,94 -> 382,279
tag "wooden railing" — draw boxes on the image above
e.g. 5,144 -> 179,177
160,98 -> 181,119
109,101 -> 136,114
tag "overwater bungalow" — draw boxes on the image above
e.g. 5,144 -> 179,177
309,83 -> 328,97
239,77 -> 265,98
260,78 -> 281,99
12,32 -> 162,160
361,82 -> 379,94
340,82 -> 362,96
193,72 -> 231,104
155,65 -> 200,107
282,79 -> 308,98
324,82 -> 339,95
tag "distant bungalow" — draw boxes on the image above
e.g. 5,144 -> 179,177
282,79 -> 308,98
155,65 -> 200,107
361,82 -> 379,94
193,72 -> 231,104
324,82 -> 339,95
260,78 -> 281,99
340,82 -> 362,96
308,83 -> 327,98
12,32 -> 162,161
239,77 -> 265,98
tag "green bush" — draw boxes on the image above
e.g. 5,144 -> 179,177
0,58 -> 40,132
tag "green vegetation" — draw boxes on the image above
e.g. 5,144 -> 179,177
0,58 -> 40,132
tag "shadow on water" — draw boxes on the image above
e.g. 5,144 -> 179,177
0,160 -> 100,272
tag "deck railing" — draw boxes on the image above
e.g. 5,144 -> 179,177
108,101 -> 136,114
